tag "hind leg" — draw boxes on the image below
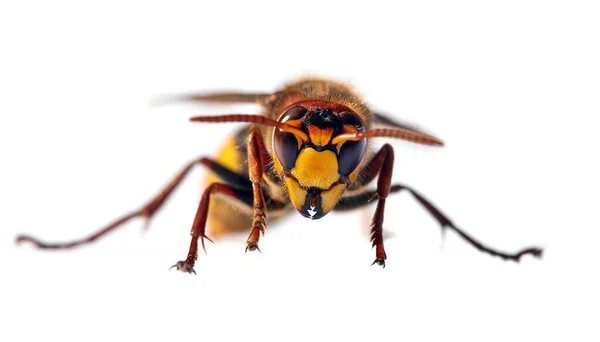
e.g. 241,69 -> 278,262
15,157 -> 252,249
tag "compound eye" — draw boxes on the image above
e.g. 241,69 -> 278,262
337,110 -> 366,176
273,106 -> 307,171
273,130 -> 299,171
338,139 -> 367,176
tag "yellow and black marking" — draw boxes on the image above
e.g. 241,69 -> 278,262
272,104 -> 370,220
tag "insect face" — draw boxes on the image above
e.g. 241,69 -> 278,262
273,101 -> 367,219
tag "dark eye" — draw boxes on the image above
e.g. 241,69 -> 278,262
337,110 -> 366,175
273,106 -> 307,171
338,139 -> 367,176
273,131 -> 299,171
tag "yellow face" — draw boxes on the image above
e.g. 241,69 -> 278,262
272,104 -> 367,219
280,147 -> 346,219
291,148 -> 339,189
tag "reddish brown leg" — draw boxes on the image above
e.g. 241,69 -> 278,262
15,157 -> 251,250
170,183 -> 248,274
387,185 -> 543,261
244,128 -> 270,252
362,144 -> 395,268
335,186 -> 543,262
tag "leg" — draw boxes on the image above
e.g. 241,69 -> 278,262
335,186 -> 543,262
172,129 -> 281,273
15,157 -> 251,249
352,144 -> 396,267
170,183 -> 252,274
244,128 -> 270,252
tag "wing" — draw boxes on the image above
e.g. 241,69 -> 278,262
372,112 -> 424,131
153,91 -> 273,106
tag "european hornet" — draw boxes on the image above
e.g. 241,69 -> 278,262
16,78 -> 543,273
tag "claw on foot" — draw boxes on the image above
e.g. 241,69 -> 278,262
245,242 -> 261,253
512,247 -> 544,261
170,260 -> 196,274
371,258 -> 386,268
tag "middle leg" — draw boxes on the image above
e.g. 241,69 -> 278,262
170,183 -> 252,274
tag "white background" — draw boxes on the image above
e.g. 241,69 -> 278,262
1,1 -> 599,341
